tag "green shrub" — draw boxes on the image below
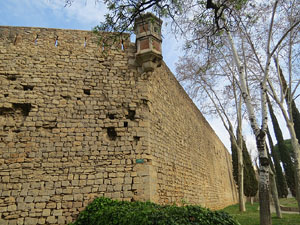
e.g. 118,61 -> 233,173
69,197 -> 240,225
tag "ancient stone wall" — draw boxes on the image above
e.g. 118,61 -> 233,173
0,26 -> 152,225
0,26 -> 237,225
147,65 -> 237,209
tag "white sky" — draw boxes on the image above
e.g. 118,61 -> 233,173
0,0 -> 292,156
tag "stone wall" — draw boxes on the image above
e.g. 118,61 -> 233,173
147,65 -> 237,209
0,26 -> 152,225
0,26 -> 237,225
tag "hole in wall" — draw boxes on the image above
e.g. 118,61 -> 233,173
6,74 -> 17,81
121,40 -> 125,51
107,114 -> 115,119
134,136 -> 140,145
14,34 -> 18,45
0,107 -> 13,116
107,127 -> 117,141
13,129 -> 21,133
0,103 -> 32,117
77,97 -> 81,100
134,136 -> 140,142
43,122 -> 57,129
84,37 -> 87,47
124,122 -> 128,127
83,89 -> 91,95
4,94 -> 8,97
22,85 -> 34,91
13,103 -> 32,116
34,34 -> 39,45
61,95 -> 71,100
55,36 -> 58,47
141,99 -> 148,105
126,110 -> 135,121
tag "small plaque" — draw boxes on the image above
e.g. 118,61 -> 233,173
136,159 -> 145,164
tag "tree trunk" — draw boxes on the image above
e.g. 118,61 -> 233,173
236,125 -> 246,212
227,30 -> 271,225
237,145 -> 246,212
257,132 -> 272,225
231,134 -> 246,212
270,169 -> 282,218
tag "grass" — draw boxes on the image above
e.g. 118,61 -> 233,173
223,202 -> 300,225
279,198 -> 298,208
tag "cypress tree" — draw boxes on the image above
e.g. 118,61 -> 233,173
231,135 -> 258,197
231,135 -> 238,185
242,139 -> 258,198
267,95 -> 296,196
291,101 -> 300,143
266,129 -> 288,197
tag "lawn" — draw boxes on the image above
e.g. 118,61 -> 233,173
279,198 -> 298,208
223,202 -> 300,225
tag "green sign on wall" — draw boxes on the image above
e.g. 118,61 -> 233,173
136,159 -> 145,164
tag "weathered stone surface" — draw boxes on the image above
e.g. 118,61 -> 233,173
24,217 -> 38,225
0,26 -> 237,224
46,216 -> 56,224
147,66 -> 237,209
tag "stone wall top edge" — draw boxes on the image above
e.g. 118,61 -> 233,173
161,61 -> 230,153
0,25 -> 132,49
0,25 -> 130,37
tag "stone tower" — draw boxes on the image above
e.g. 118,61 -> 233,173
134,13 -> 163,72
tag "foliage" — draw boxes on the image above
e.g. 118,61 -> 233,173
268,90 -> 296,197
242,139 -> 258,198
276,139 -> 296,163
267,100 -> 289,198
273,138 -> 296,197
69,197 -> 240,225
223,202 -> 300,225
88,0 -> 251,38
231,138 -> 239,186
231,138 -> 258,197
269,143 -> 289,198
291,101 -> 300,144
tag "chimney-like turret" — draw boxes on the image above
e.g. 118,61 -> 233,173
134,13 -> 163,72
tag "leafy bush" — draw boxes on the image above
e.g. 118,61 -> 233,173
69,197 -> 240,225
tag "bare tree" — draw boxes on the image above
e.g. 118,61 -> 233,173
240,0 -> 300,211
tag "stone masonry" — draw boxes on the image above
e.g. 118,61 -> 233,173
0,25 -> 237,225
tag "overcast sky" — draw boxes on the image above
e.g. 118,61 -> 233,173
1,0 -> 291,155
